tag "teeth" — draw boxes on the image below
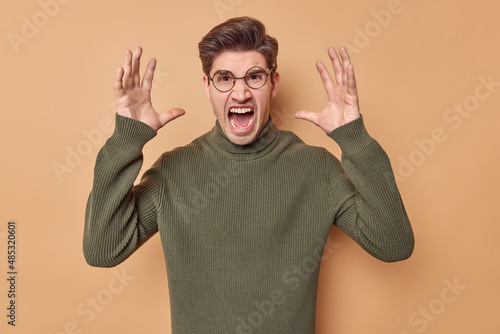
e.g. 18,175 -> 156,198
230,117 -> 254,130
230,107 -> 253,114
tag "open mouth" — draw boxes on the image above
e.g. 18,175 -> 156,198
228,107 -> 255,131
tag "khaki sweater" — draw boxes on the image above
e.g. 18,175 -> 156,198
84,114 -> 414,333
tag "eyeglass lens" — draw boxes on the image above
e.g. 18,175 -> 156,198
212,66 -> 269,92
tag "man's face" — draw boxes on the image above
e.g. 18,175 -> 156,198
203,50 -> 279,145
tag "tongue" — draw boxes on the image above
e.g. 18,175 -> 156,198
230,112 -> 253,128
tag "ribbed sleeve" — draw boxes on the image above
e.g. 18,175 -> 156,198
83,114 -> 160,267
327,116 -> 414,262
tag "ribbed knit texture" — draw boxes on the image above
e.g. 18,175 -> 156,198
84,114 -> 414,333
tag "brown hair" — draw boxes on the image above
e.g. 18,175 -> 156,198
198,17 -> 278,80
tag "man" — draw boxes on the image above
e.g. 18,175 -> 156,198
84,16 -> 414,333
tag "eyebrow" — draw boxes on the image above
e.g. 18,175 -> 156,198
214,70 -> 232,75
247,68 -> 266,74
212,67 -> 267,77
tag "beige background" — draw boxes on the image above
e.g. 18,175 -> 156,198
1,0 -> 499,333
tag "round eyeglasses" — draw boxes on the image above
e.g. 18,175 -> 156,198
209,66 -> 273,92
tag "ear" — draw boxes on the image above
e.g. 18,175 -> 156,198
203,76 -> 211,101
270,71 -> 280,99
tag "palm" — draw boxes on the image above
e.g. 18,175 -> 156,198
295,47 -> 360,133
114,47 -> 184,131
116,83 -> 160,129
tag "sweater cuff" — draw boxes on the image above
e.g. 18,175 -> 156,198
107,114 -> 157,151
326,115 -> 373,156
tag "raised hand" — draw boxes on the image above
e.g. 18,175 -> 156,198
295,46 -> 360,134
114,46 -> 185,131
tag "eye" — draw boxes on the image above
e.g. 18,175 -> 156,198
247,71 -> 265,81
213,71 -> 233,83
217,75 -> 232,82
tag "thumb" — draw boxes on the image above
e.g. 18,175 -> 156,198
294,110 -> 319,126
158,108 -> 186,128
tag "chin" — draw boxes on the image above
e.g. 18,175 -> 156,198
226,132 -> 258,146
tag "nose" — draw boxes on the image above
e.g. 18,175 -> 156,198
230,77 -> 251,101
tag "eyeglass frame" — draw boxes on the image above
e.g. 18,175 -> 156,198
208,66 -> 274,92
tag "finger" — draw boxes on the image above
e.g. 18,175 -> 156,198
328,47 -> 344,87
316,60 -> 336,102
142,58 -> 156,91
338,46 -> 352,89
338,46 -> 352,69
113,67 -> 125,98
294,110 -> 320,126
122,49 -> 133,89
132,46 -> 142,86
158,108 -> 186,128
339,46 -> 358,98
346,63 -> 358,99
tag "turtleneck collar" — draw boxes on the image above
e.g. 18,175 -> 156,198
204,116 -> 278,159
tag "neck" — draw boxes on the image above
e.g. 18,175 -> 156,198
205,116 -> 278,159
